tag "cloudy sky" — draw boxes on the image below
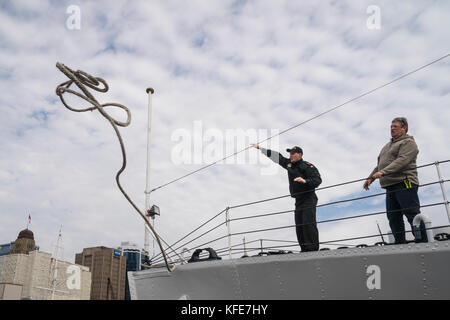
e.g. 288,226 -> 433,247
1,0 -> 449,264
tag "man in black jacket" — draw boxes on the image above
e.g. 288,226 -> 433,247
253,144 -> 322,252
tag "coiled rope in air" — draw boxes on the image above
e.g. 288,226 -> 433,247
55,62 -> 175,272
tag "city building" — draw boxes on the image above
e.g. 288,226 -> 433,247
0,229 -> 91,300
75,246 -> 126,300
119,241 -> 143,272
9,229 -> 36,255
118,241 -> 148,300
0,242 -> 14,256
2,228 -> 39,257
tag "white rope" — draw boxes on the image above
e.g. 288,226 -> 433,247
55,62 -> 175,272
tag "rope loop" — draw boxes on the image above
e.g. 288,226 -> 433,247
56,63 -> 128,128
55,62 -> 174,272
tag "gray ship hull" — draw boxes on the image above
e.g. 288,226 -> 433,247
128,241 -> 450,300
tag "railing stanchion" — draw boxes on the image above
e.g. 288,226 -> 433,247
435,161 -> 450,223
225,207 -> 232,259
243,237 -> 247,257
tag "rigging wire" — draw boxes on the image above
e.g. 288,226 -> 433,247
229,160 -> 450,209
152,157 -> 450,263
155,202 -> 446,263
151,160 -> 449,262
149,53 -> 450,194
229,179 -> 449,222
154,194 -> 450,264
158,224 -> 450,265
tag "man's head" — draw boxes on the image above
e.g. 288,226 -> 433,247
391,117 -> 408,139
287,146 -> 303,162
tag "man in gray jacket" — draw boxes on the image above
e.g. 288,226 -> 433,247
363,117 -> 421,244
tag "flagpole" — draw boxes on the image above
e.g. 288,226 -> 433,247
144,88 -> 154,256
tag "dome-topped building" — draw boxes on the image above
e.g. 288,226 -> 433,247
18,229 -> 34,240
9,228 -> 36,255
0,227 -> 91,300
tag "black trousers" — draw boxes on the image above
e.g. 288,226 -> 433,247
385,182 -> 421,244
295,193 -> 319,252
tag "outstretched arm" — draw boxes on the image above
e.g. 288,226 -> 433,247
252,144 -> 289,169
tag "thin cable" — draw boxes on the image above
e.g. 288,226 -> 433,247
150,53 -> 450,193
55,62 -> 175,272
153,170 -> 449,263
230,179 -> 449,222
229,160 -> 448,209
155,162 -> 448,261
162,224 -> 450,264
224,202 -> 446,240
153,200 -> 447,263
150,208 -> 227,262
213,239 -> 356,255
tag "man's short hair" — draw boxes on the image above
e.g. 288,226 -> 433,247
392,117 -> 408,133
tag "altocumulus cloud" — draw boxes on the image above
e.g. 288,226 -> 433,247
0,0 -> 449,262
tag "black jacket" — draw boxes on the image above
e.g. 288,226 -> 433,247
261,148 -> 322,198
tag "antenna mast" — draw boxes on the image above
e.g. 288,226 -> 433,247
144,88 -> 155,256
51,225 -> 63,300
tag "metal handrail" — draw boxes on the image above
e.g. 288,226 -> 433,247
151,160 -> 450,264
164,179 -> 447,260
153,200 -> 448,264
161,224 -> 450,265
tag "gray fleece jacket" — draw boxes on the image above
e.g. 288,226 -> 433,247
369,134 -> 419,188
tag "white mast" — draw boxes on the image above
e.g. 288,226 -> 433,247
144,88 -> 154,256
51,225 -> 63,300
34,226 -> 68,299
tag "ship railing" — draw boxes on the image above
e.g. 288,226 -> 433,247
150,159 -> 450,266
